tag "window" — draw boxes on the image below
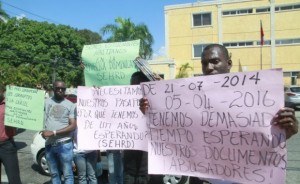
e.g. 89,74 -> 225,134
257,40 -> 271,45
276,4 -> 300,11
223,42 -> 253,47
245,42 -> 253,46
281,5 -> 293,11
193,13 -> 211,26
257,39 -> 300,45
223,11 -> 230,15
222,9 -> 253,16
291,72 -> 299,77
281,39 -> 293,44
256,8 -> 270,13
193,44 -> 208,58
294,38 -> 300,43
291,77 -> 297,86
276,38 -> 300,45
295,4 -> 300,9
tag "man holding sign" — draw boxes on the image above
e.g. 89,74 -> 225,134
139,44 -> 298,184
199,44 -> 298,140
41,80 -> 77,184
123,71 -> 151,184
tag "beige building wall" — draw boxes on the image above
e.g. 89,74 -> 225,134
165,0 -> 300,85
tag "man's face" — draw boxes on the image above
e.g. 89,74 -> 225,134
201,47 -> 232,75
53,81 -> 66,100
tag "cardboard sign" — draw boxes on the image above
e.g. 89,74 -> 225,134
82,40 -> 140,86
141,69 -> 286,184
5,86 -> 45,131
77,85 -> 148,151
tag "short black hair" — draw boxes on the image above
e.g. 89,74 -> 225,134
53,80 -> 64,87
201,44 -> 230,60
131,71 -> 150,84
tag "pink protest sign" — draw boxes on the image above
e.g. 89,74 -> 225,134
141,69 -> 286,184
77,85 -> 148,151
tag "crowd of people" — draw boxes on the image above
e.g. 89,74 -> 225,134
0,44 -> 298,184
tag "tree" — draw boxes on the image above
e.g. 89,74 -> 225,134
101,17 -> 154,59
0,17 -> 86,87
176,63 -> 193,78
76,29 -> 102,45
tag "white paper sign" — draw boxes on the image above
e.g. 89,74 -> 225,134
142,69 -> 286,184
77,85 -> 148,151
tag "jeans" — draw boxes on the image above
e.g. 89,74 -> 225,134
74,151 -> 98,184
0,140 -> 21,184
107,150 -> 123,184
46,141 -> 74,184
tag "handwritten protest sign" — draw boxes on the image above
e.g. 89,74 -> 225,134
76,85 -> 148,151
5,86 -> 45,131
81,40 -> 140,86
141,69 -> 286,184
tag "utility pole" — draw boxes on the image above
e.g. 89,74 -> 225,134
52,57 -> 58,83
0,15 -> 8,23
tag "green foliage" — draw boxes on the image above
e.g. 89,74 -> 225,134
0,18 -> 91,87
76,29 -> 102,45
0,10 -> 151,88
176,63 -> 193,78
101,17 -> 154,59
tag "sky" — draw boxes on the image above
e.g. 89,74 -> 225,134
1,0 -> 198,58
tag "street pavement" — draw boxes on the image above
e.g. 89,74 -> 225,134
1,129 -> 52,184
1,111 -> 300,183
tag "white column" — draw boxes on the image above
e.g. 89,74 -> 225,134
169,63 -> 176,79
270,0 -> 276,68
217,2 -> 223,44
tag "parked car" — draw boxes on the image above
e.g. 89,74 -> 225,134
30,132 -> 108,176
284,86 -> 300,109
30,132 -> 188,184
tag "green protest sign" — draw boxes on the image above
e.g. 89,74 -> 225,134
81,40 -> 140,86
4,86 -> 45,131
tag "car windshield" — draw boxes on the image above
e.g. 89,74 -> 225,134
290,87 -> 300,93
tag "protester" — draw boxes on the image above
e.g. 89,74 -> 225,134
41,80 -> 77,184
139,44 -> 299,184
0,85 -> 22,184
107,150 -> 124,184
79,60 -> 124,184
123,71 -> 150,184
73,128 -> 98,184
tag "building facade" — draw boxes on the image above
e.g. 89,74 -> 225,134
164,0 -> 300,85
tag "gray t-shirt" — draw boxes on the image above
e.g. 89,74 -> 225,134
44,97 -> 76,145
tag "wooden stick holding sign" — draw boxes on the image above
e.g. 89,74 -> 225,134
133,57 -> 156,81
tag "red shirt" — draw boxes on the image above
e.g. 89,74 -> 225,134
0,100 -> 16,141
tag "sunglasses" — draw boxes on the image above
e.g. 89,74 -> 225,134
54,87 -> 66,91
